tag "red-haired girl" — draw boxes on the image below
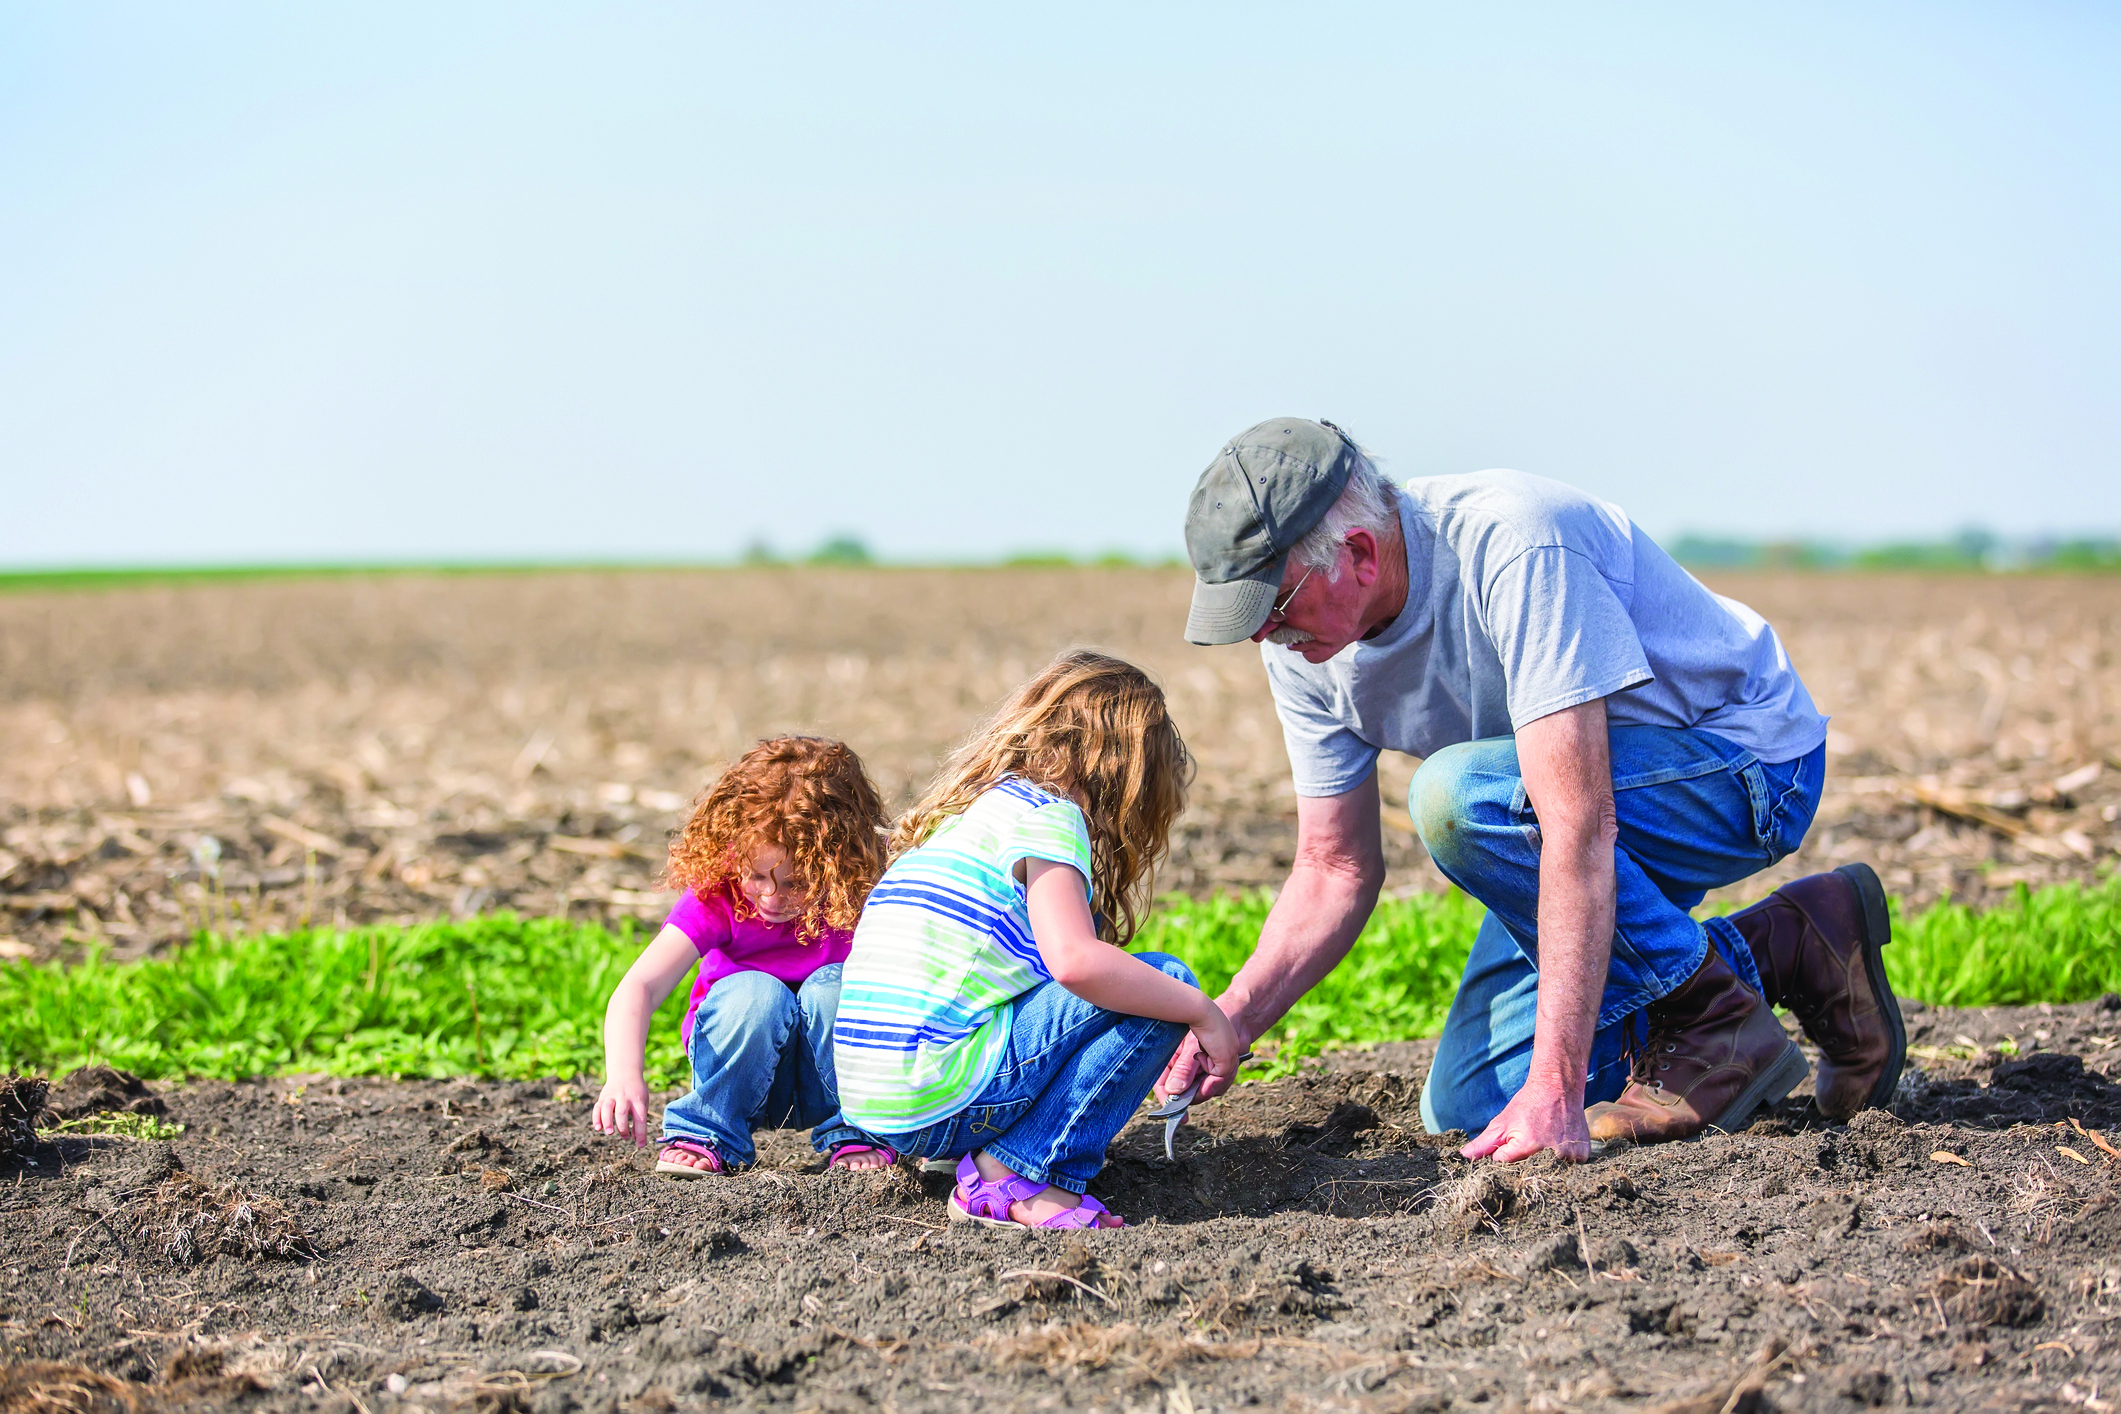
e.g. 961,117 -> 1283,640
594,736 -> 893,1175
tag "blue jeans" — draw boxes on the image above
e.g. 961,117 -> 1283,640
1412,727 -> 1825,1135
658,964 -> 861,1165
849,953 -> 1195,1194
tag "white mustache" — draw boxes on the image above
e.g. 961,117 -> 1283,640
1266,625 -> 1316,646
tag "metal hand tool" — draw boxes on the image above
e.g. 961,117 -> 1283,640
1146,1051 -> 1253,1161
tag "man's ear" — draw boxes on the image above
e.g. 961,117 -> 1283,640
1343,528 -> 1384,588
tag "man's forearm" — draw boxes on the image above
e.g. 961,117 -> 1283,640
1221,859 -> 1381,1041
1157,779 -> 1388,1101
1524,829 -> 1616,1098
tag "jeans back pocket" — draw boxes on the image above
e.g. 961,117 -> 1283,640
1752,746 -> 1826,863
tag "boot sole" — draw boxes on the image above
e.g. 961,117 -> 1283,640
1835,861 -> 1908,1112
1708,1038 -> 1811,1135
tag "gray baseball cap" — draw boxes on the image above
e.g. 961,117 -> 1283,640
1184,418 -> 1357,645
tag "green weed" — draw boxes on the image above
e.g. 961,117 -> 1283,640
39,1111 -> 186,1141
1,877 -> 2114,1085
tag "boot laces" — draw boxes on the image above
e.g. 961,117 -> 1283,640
1621,1014 -> 1680,1089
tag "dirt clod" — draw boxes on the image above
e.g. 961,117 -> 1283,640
370,1271 -> 445,1320
1440,1166 -> 1521,1238
0,1359 -> 266,1413
1013,1234 -> 1104,1304
986,1319 -> 1262,1383
690,1225 -> 745,1258
1902,1220 -> 1972,1253
1518,1230 -> 1583,1272
1934,1254 -> 2046,1328
122,1173 -> 318,1265
1,1073 -> 49,1156
0,1361 -> 141,1414
45,1065 -> 164,1122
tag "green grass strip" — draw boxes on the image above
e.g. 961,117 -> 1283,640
2,876 -> 2115,1085
0,915 -> 688,1089
1881,875 -> 2121,1008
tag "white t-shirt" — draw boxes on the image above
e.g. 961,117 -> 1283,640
1265,471 -> 1829,797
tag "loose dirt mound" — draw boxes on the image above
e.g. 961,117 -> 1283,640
118,1173 -> 320,1266
0,1076 -> 47,1158
5,998 -> 2118,1412
42,1066 -> 166,1122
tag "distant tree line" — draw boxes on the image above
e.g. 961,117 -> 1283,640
736,537 -> 1182,569
734,528 -> 2121,574
1669,529 -> 2121,572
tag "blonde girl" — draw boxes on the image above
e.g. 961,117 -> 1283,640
831,651 -> 1239,1228
594,736 -> 894,1175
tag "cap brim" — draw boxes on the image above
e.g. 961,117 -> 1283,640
1185,568 -> 1281,646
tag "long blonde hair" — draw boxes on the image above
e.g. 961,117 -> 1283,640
892,650 -> 1193,945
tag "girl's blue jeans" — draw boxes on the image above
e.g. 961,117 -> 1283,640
658,964 -> 862,1166
849,953 -> 1195,1195
1412,726 -> 1825,1136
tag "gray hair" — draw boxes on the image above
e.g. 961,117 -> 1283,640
1290,443 -> 1400,578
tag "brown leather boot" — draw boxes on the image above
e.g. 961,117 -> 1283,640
1585,944 -> 1809,1144
1727,862 -> 1906,1120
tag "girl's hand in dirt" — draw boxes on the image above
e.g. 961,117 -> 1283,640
593,1077 -> 653,1148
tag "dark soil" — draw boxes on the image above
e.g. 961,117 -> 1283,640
6,999 -> 2119,1413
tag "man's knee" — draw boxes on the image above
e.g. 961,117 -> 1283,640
1420,1047 -> 1502,1136
1409,741 -> 1511,874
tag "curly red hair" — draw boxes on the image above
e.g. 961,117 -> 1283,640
662,736 -> 888,941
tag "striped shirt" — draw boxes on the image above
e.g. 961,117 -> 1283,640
832,778 -> 1093,1132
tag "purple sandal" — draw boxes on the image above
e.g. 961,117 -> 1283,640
655,1139 -> 725,1178
827,1142 -> 899,1170
946,1154 -> 1121,1230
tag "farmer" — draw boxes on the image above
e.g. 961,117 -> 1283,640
1160,417 -> 1906,1162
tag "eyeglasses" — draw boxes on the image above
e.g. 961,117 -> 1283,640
1267,565 -> 1314,624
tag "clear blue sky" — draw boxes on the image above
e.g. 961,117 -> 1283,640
3,3 -> 2116,567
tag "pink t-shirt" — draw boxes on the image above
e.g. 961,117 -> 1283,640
665,885 -> 854,1040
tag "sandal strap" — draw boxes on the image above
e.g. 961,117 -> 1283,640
829,1142 -> 898,1167
951,1154 -> 1047,1221
660,1139 -> 724,1172
1032,1192 -> 1117,1229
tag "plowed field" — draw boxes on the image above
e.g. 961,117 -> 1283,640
3,569 -> 2118,962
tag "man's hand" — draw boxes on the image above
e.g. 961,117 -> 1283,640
1461,1074 -> 1592,1163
